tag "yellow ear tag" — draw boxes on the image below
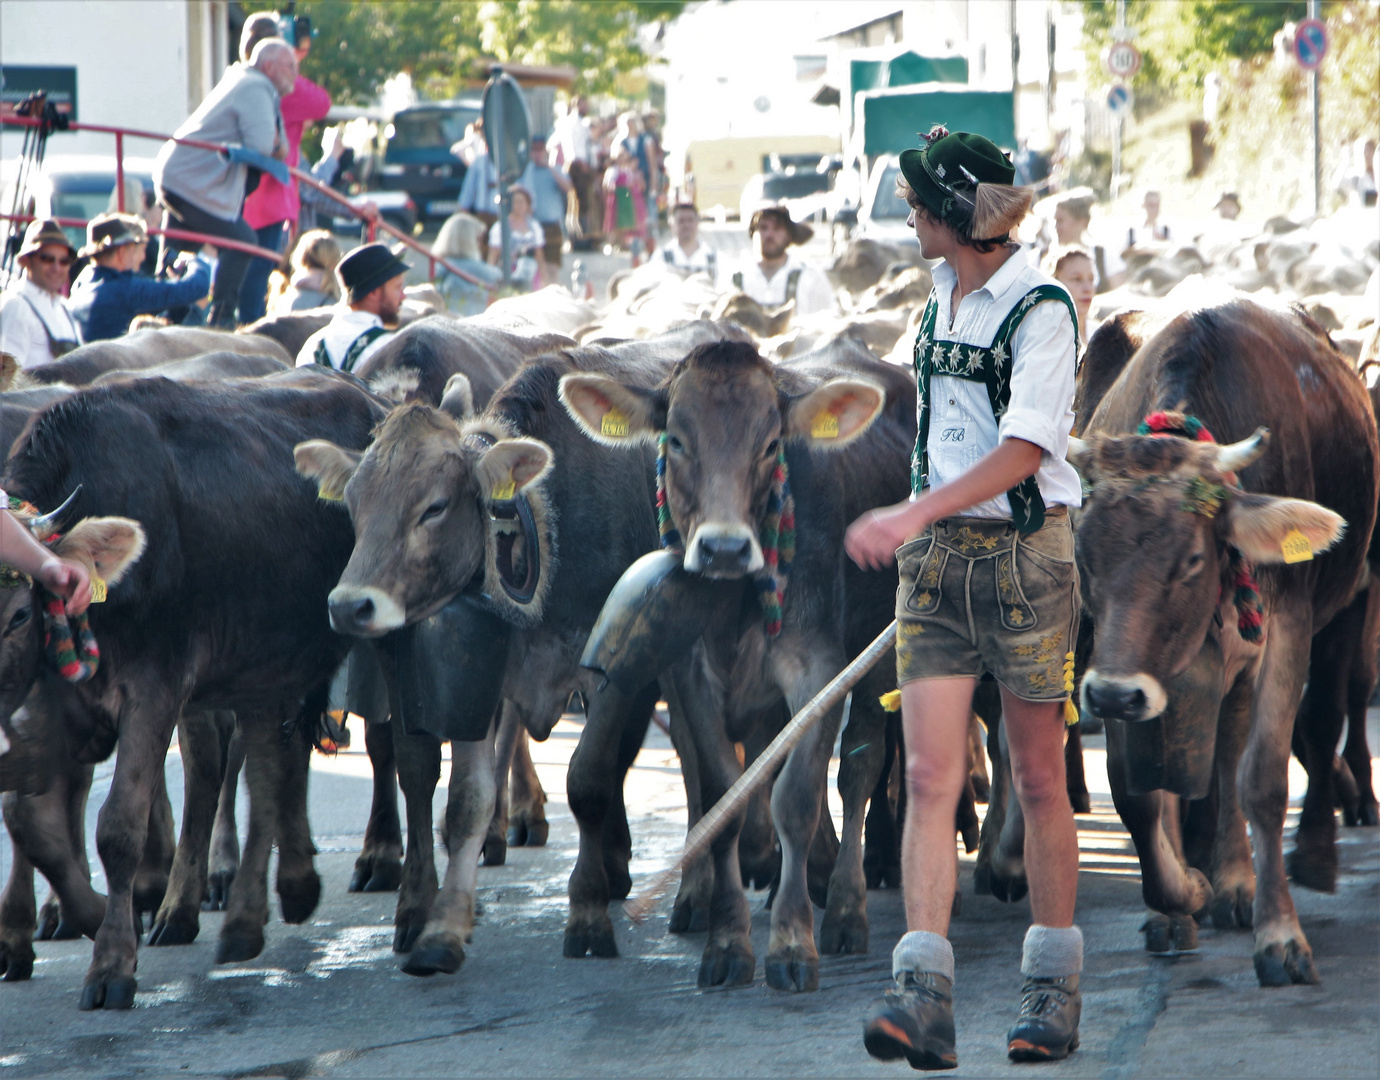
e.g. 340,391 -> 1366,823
811,411 -> 840,439
90,576 -> 108,604
317,485 -> 343,502
1281,529 -> 1313,564
601,407 -> 630,438
491,478 -> 516,501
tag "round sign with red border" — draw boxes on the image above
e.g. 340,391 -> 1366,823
1105,41 -> 1142,79
1293,18 -> 1328,70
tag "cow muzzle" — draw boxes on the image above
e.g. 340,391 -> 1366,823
328,585 -> 406,637
1081,670 -> 1167,723
684,523 -> 763,578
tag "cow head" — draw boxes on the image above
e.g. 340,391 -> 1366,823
1070,427 -> 1343,722
294,400 -> 552,637
560,340 -> 883,579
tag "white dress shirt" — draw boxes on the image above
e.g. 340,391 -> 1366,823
295,308 -> 394,371
0,277 -> 82,368
735,253 -> 837,317
661,238 -> 719,283
924,248 -> 1080,519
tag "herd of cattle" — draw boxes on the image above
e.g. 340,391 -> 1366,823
0,233 -> 1376,1016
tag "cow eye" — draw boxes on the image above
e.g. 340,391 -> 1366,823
6,606 -> 31,633
764,438 -> 780,459
419,499 -> 449,525
1184,552 -> 1205,575
667,434 -> 685,454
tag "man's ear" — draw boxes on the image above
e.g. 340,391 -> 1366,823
1225,492 -> 1345,565
294,440 -> 363,501
52,517 -> 147,584
783,378 -> 885,448
474,438 -> 553,501
558,374 -> 661,445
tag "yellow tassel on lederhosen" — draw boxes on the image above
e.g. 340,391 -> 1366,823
1063,652 -> 1079,726
880,689 -> 902,713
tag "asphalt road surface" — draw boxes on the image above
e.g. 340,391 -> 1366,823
2,708 -> 1376,1079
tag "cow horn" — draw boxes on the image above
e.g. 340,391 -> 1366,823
1065,436 -> 1091,467
26,485 -> 83,539
1215,428 -> 1269,475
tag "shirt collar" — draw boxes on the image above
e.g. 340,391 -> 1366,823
932,245 -> 1030,302
334,308 -> 384,330
20,277 -> 64,304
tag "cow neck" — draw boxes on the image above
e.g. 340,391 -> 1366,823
655,432 -> 796,637
3,496 -> 101,682
1134,411 -> 1264,644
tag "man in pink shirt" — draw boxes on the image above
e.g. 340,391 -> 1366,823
237,12 -> 332,322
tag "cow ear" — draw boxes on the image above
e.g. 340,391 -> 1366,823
52,517 -> 147,585
1225,492 -> 1345,565
558,374 -> 659,446
1066,435 -> 1094,474
475,438 -> 553,502
784,378 -> 884,448
294,439 -> 362,502
0,352 -> 17,393
439,373 -> 474,420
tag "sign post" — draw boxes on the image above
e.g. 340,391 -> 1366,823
1294,8 -> 1328,215
481,68 -> 532,285
1105,0 -> 1135,199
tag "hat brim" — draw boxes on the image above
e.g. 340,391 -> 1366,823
78,234 -> 147,259
19,234 -> 78,261
749,208 -> 813,246
898,147 -> 949,224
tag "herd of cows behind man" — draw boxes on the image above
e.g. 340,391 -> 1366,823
0,245 -> 1376,1018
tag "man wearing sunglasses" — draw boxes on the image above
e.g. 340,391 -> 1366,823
0,218 -> 83,366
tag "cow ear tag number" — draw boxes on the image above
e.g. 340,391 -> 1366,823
601,407 -> 630,438
90,577 -> 108,604
1281,529 -> 1313,564
811,411 -> 840,439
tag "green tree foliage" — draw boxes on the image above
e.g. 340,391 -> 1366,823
244,1 -> 683,104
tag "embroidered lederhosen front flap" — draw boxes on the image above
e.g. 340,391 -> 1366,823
911,284 -> 1079,533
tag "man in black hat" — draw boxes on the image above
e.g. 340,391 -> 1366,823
295,242 -> 408,371
0,218 -> 82,366
845,127 -> 1084,1068
731,206 -> 836,317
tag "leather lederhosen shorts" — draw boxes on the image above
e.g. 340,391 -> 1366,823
895,507 -> 1080,701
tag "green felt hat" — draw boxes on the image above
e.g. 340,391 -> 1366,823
898,128 -> 1028,241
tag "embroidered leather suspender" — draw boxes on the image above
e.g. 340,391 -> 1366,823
911,284 -> 1080,533
731,267 -> 801,303
315,325 -> 390,373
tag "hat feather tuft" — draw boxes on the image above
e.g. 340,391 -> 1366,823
971,182 -> 1033,241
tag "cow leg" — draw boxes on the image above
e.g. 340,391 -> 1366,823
820,678 -> 889,956
863,715 -> 900,889
1200,676 -> 1255,929
273,714 -> 320,926
1065,723 -> 1091,814
1242,606 -> 1319,986
968,712 -> 991,802
973,682 -> 1028,902
668,694 -> 712,933
565,679 -> 656,960
206,715 -> 244,910
402,733 -> 496,977
349,645 -> 403,893
0,845 -> 37,981
392,723 -> 443,955
485,702 -> 519,867
765,641 -> 849,993
508,725 -> 549,847
42,759 -> 96,941
149,711 -> 225,946
81,694 -> 178,1010
1341,580 -> 1380,827
664,657 -> 754,987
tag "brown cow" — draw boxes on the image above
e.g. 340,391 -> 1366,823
1072,298 -> 1377,986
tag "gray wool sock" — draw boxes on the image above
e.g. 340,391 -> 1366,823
1021,924 -> 1084,978
892,930 -> 955,982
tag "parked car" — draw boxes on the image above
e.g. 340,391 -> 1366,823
738,156 -> 844,225
379,99 -> 483,220
11,154 -> 157,250
854,155 -> 914,243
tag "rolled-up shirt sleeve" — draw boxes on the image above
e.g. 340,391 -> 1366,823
998,298 -> 1077,460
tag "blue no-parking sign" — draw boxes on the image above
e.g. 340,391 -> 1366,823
1293,18 -> 1329,70
1106,84 -> 1133,116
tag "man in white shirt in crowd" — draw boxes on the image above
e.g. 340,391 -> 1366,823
0,219 -> 82,366
296,243 -> 407,372
732,206 -> 836,317
659,202 -> 719,284
551,95 -> 596,241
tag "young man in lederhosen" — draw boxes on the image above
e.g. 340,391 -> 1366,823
845,128 -> 1084,1069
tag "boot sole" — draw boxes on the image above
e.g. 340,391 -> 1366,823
1007,1034 -> 1079,1063
864,1019 -> 958,1071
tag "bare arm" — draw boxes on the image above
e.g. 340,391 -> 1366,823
0,512 -> 93,615
845,437 -> 1044,570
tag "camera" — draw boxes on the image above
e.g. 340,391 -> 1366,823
276,4 -> 312,48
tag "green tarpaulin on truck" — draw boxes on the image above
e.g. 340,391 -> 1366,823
846,52 -> 968,126
859,85 -> 1016,158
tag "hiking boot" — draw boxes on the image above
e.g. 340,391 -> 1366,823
863,971 -> 957,1071
1006,974 -> 1081,1062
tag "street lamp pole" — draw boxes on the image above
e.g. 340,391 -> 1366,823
1309,0 -> 1321,215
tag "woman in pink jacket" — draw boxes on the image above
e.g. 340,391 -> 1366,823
237,13 -> 331,322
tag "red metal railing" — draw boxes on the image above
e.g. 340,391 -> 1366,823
2,114 -> 487,286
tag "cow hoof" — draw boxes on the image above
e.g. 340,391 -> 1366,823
278,871 -> 321,924
1070,791 -> 1092,814
0,940 -> 35,982
698,942 -> 755,987
951,891 -> 962,920
482,835 -> 507,867
819,910 -> 868,955
764,948 -> 819,993
402,936 -> 465,977
393,919 -> 426,955
563,920 -> 618,959
864,859 -> 901,891
36,898 -> 61,940
50,918 -> 83,941
508,818 -> 549,847
1143,914 -> 1171,953
1287,848 -> 1338,893
974,861 -> 1028,903
1210,885 -> 1254,931
204,868 -> 236,911
1357,802 -> 1380,827
350,853 -> 402,893
79,974 -> 137,1011
668,895 -> 708,934
1143,913 -> 1200,954
147,910 -> 200,947
216,925 -> 265,964
1253,940 -> 1319,987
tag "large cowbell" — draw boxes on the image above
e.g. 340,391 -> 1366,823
392,593 -> 510,742
581,550 -> 739,696
1103,632 -> 1222,800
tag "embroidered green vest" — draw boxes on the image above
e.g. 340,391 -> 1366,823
315,325 -> 390,374
911,284 -> 1080,533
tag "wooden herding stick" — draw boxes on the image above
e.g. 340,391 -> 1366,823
623,620 -> 898,924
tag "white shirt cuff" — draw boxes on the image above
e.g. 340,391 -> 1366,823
999,406 -> 1061,460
